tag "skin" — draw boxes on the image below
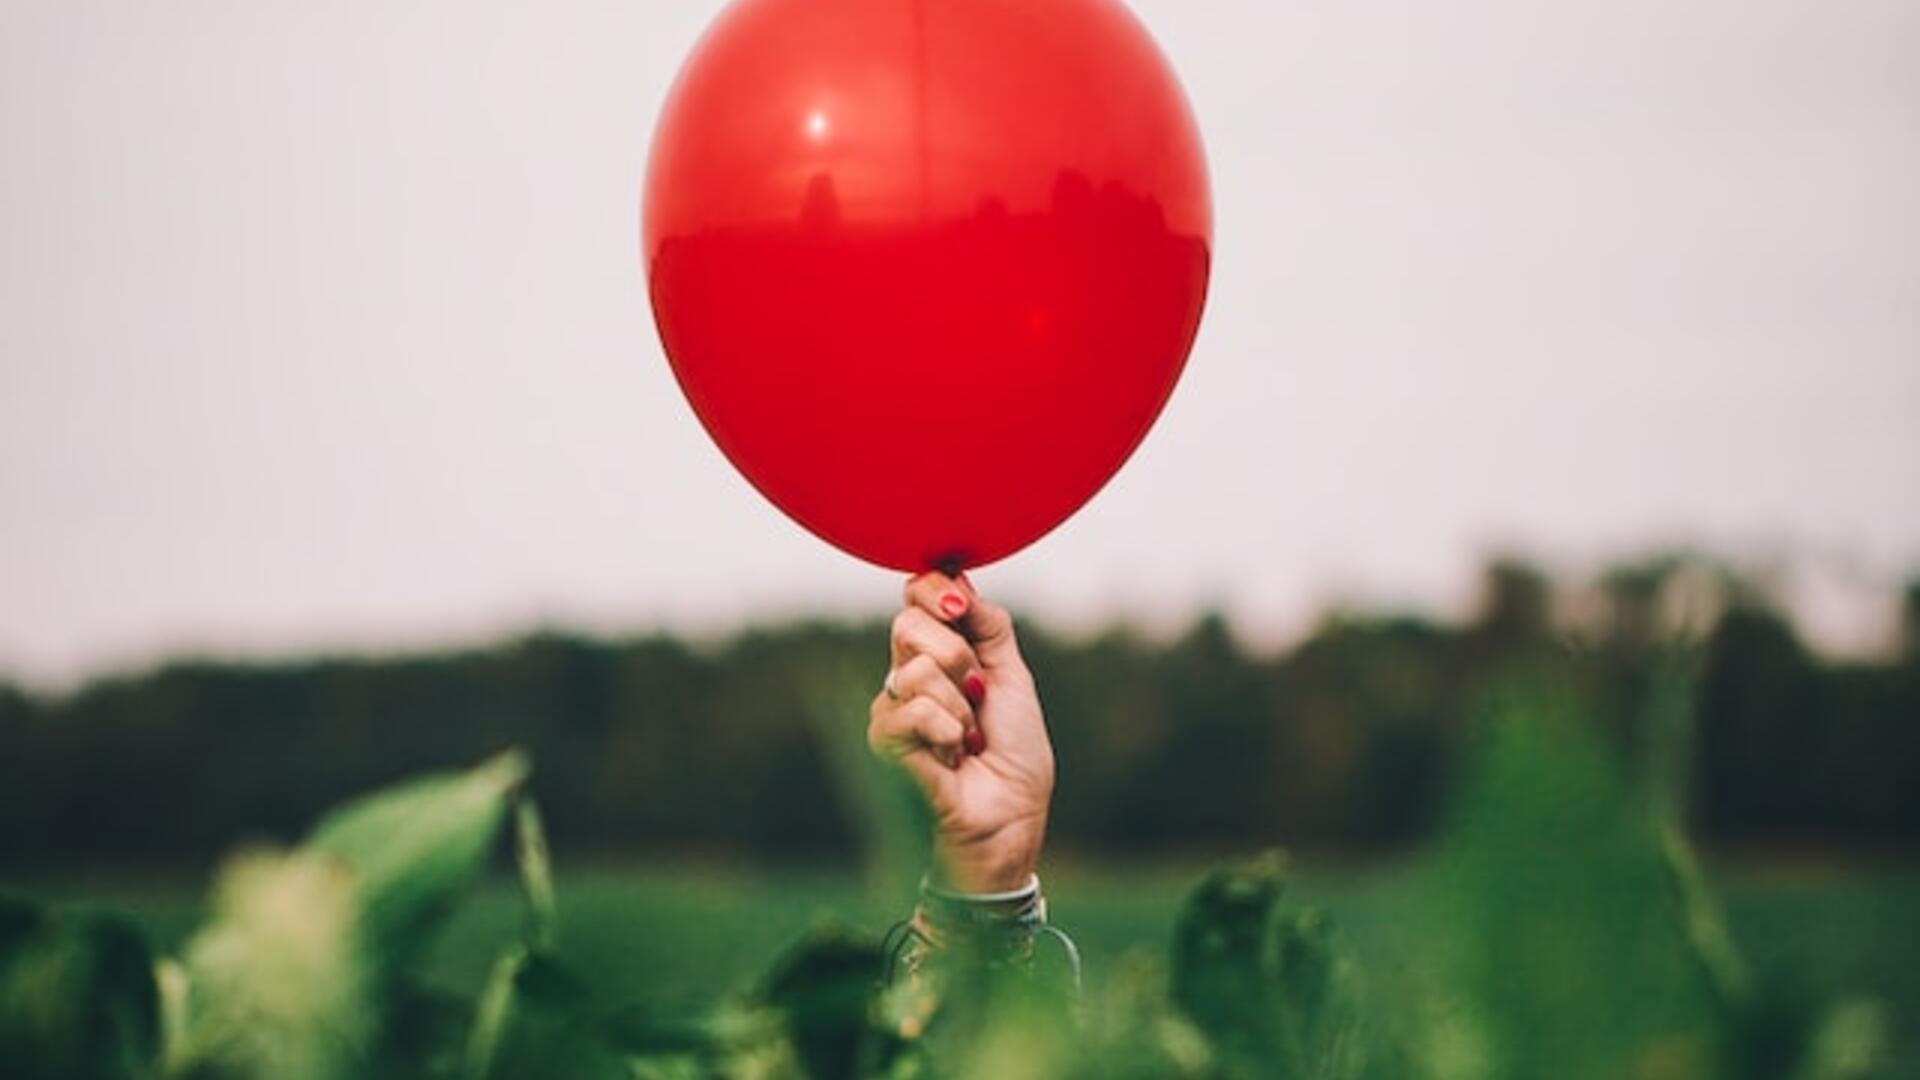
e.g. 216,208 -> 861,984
868,571 -> 1056,894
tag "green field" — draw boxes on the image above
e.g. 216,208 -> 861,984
22,860 -> 1920,1034
11,702 -> 1919,1076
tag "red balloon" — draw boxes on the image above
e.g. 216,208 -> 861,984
644,0 -> 1211,572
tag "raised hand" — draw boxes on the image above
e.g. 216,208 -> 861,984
868,571 -> 1055,893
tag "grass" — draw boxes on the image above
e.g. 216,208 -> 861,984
18,860 -> 1920,1028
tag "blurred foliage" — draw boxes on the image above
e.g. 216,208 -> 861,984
0,896 -> 156,1080
1,554 -> 1915,873
1,655 -> 1904,1078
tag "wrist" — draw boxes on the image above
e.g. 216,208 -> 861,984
932,814 -> 1046,894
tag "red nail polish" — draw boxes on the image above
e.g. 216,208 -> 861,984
939,593 -> 967,619
963,727 -> 987,756
963,673 -> 986,705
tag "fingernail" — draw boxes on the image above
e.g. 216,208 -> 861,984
963,727 -> 987,756
939,593 -> 967,619
963,673 -> 986,705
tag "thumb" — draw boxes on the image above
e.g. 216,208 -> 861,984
961,597 -> 1024,673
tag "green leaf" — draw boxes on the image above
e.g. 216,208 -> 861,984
756,925 -> 893,1080
513,797 -> 556,952
176,849 -> 370,1079
0,905 -> 159,1080
1796,997 -> 1888,1080
305,750 -> 529,964
464,948 -> 625,1080
465,947 -> 526,1079
595,1002 -> 736,1059
1074,951 -> 1215,1080
378,978 -> 475,1080
1411,674 -> 1724,1079
173,753 -> 531,1080
1169,851 -> 1289,1064
0,893 -> 48,966
1169,853 -> 1401,1079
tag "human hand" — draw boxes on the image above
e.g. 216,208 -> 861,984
868,571 -> 1055,894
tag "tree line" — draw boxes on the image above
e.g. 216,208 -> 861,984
2,555 -> 1915,870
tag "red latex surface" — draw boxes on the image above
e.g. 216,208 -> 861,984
644,0 -> 1211,572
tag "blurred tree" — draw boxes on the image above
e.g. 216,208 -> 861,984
1463,557 -> 1554,667
1692,601 -> 1822,844
1115,614 -> 1279,850
1,558 -> 1913,868
1281,616 -> 1454,848
1902,578 -> 1920,667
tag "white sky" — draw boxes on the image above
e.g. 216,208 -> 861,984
3,0 -> 1917,685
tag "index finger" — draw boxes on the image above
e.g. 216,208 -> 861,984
905,571 -> 1020,669
904,571 -> 971,626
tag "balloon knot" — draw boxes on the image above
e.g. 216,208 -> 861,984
929,552 -> 971,577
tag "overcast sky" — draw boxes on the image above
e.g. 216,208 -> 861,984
3,0 -> 1916,685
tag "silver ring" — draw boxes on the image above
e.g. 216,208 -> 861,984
883,669 -> 903,702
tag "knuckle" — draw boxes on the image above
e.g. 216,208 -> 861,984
918,700 -> 959,737
977,600 -> 1013,634
936,638 -> 971,674
903,654 -> 940,685
925,703 -> 967,734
